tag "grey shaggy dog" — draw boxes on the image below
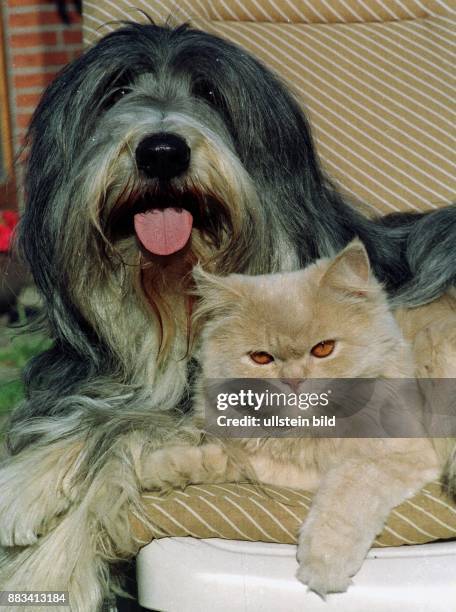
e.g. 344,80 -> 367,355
0,22 -> 455,611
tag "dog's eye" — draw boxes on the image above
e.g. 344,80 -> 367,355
310,340 -> 336,358
104,87 -> 131,109
249,351 -> 274,365
193,80 -> 219,106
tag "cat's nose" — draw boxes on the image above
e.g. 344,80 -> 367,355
281,378 -> 301,393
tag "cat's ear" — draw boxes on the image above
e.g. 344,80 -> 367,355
192,265 -> 244,317
319,239 -> 374,299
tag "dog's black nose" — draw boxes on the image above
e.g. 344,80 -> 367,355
135,133 -> 190,180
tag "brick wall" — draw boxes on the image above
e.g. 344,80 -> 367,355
4,0 -> 83,159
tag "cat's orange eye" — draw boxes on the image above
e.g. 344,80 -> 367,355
249,351 -> 275,365
311,340 -> 336,358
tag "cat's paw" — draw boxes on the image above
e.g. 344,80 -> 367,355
140,443 -> 230,492
296,557 -> 352,597
414,319 -> 456,378
140,446 -> 195,491
296,520 -> 367,596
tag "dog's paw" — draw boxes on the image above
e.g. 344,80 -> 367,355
0,493 -> 66,547
0,484 -> 39,547
296,520 -> 367,596
0,520 -> 38,547
0,494 -> 59,546
0,466 -> 71,547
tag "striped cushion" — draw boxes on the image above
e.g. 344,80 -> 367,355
83,1 -> 456,546
83,0 -> 455,215
131,480 -> 456,548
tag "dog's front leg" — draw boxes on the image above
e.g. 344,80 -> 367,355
0,438 -> 83,547
296,440 -> 439,596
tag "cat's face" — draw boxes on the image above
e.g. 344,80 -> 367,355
193,241 -> 409,381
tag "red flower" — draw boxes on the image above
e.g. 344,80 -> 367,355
0,210 -> 19,253
2,210 -> 19,230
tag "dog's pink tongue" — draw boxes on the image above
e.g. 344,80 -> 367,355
134,208 -> 193,256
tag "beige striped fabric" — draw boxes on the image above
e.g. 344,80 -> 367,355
83,0 -> 455,216
132,480 -> 456,548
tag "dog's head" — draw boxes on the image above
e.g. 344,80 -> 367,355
21,23 -> 322,363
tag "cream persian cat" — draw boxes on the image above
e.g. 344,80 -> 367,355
141,239 -> 455,596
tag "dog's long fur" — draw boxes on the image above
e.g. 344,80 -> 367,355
1,22 -> 455,610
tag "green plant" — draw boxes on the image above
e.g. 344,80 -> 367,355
0,327 -> 51,415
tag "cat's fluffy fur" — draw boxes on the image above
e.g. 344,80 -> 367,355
141,240 -> 455,596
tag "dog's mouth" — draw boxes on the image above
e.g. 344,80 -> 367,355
107,188 -> 232,256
